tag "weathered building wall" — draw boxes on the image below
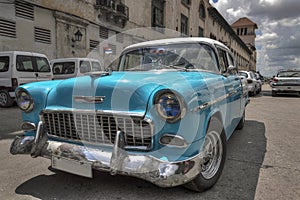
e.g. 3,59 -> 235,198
0,0 -> 256,70
0,1 -> 56,58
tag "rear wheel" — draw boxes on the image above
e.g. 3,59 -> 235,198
184,117 -> 226,192
0,90 -> 14,107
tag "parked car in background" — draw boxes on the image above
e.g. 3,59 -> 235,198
10,38 -> 249,192
0,51 -> 52,107
238,70 -> 261,96
51,58 -> 103,80
254,72 -> 262,93
271,69 -> 300,96
238,75 -> 249,96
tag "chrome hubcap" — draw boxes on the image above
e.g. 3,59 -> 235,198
201,130 -> 223,179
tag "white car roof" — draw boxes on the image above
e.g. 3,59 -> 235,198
0,51 -> 48,58
123,37 -> 229,51
51,58 -> 100,62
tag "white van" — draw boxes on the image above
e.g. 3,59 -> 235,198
51,58 -> 103,80
0,51 -> 52,107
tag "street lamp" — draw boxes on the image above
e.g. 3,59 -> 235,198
72,30 -> 83,42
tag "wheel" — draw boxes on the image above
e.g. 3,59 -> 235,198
236,111 -> 245,130
184,117 -> 226,192
253,86 -> 257,95
0,90 -> 14,107
257,87 -> 261,94
272,91 -> 277,97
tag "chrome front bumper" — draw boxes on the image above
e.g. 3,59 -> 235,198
10,121 -> 205,188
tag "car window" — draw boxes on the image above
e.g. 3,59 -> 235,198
36,57 -> 51,72
277,71 -> 300,77
79,61 -> 91,73
53,62 -> 75,74
16,55 -> 34,72
227,53 -> 237,75
119,43 -> 219,72
0,56 -> 9,72
217,48 -> 228,73
91,61 -> 102,72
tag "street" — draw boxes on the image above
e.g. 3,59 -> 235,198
0,85 -> 299,200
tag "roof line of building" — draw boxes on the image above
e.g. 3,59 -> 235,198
208,7 -> 252,55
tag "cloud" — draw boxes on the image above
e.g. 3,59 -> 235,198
212,0 -> 300,76
256,32 -> 278,42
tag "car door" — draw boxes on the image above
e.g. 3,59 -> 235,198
33,54 -> 52,81
15,53 -> 37,85
0,54 -> 11,88
217,47 -> 242,134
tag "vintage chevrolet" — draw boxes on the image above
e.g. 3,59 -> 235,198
10,38 -> 248,192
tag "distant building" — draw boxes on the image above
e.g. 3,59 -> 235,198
0,0 -> 257,70
232,17 -> 258,71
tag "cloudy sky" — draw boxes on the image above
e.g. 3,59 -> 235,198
210,0 -> 300,77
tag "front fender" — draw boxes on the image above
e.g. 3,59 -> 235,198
17,80 -> 63,126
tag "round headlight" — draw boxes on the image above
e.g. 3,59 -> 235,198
154,91 -> 186,123
15,88 -> 34,112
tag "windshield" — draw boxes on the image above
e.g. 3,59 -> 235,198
118,43 -> 219,72
277,71 -> 300,77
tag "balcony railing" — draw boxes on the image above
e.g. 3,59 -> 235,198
95,0 -> 129,19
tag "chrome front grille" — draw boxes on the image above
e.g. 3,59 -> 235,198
41,110 -> 153,149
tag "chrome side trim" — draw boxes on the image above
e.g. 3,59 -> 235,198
192,90 -> 238,113
192,93 -> 228,112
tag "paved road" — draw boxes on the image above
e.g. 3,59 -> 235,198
0,85 -> 299,200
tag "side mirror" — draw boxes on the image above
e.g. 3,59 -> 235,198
227,65 -> 236,72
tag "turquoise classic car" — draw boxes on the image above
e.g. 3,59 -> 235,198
10,38 -> 249,192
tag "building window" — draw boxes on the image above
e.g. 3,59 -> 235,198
99,26 -> 109,39
198,27 -> 204,37
151,0 -> 165,29
15,0 -> 34,21
182,0 -> 191,7
0,18 -> 16,38
34,27 -> 51,44
199,3 -> 206,19
244,28 -> 248,35
89,40 -> 100,51
181,14 -> 189,36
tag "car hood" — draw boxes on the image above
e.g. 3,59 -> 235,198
46,71 -> 219,114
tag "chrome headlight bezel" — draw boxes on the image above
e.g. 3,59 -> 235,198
154,90 -> 186,123
15,88 -> 34,112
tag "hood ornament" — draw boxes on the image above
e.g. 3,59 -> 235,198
74,96 -> 105,103
85,71 -> 112,78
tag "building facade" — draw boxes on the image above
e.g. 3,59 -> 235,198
231,17 -> 258,71
0,0 -> 257,70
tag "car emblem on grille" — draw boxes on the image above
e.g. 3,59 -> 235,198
74,96 -> 105,103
